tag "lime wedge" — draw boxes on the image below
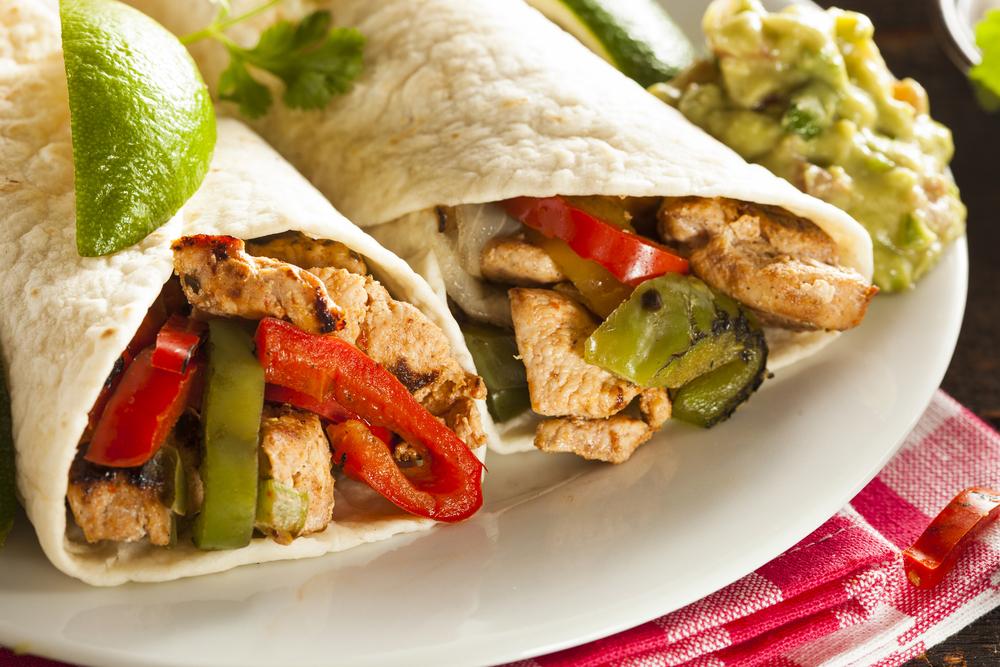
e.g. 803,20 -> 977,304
60,0 -> 216,257
525,0 -> 695,86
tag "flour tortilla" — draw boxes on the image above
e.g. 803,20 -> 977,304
0,0 -> 490,585
128,0 -> 874,452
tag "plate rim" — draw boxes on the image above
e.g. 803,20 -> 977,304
0,237 -> 969,667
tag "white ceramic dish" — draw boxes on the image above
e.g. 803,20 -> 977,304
0,1 -> 969,665
935,0 -> 996,70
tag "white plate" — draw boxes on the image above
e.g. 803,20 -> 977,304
0,2 -> 968,665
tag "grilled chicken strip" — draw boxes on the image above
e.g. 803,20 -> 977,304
639,388 -> 672,430
438,397 -> 487,450
259,405 -> 335,538
173,235 -> 344,334
246,231 -> 368,275
534,387 -> 670,463
509,288 -> 643,419
311,266 -> 488,448
658,197 -> 876,331
171,235 -> 486,449
480,235 -> 566,286
510,288 -> 671,463
67,455 -> 174,546
535,416 -> 652,464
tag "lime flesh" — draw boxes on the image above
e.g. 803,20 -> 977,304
526,0 -> 695,86
61,0 -> 216,256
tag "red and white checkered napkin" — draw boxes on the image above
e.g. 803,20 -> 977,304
513,391 -> 1000,667
3,391 -> 1000,667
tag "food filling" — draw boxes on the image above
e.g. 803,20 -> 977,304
424,193 -> 875,463
659,0 -> 965,292
68,233 -> 486,548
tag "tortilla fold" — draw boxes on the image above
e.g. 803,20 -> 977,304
129,0 -> 875,452
0,0 -> 489,585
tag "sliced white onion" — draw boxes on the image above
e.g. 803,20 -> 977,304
372,205 -> 522,326
451,203 -> 522,278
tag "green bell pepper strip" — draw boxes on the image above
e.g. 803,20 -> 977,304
141,444 -> 188,516
671,341 -> 767,428
255,479 -> 308,544
461,322 -> 530,422
486,388 -> 532,424
0,358 -> 14,547
192,319 -> 265,550
585,274 -> 755,388
163,445 -> 188,516
585,273 -> 768,428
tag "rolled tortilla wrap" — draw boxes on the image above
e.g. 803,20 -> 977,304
0,0 -> 490,585
129,0 -> 875,452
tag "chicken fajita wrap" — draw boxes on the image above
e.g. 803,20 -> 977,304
0,0 -> 489,585
131,0 -> 878,461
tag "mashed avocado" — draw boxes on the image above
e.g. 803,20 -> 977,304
664,0 -> 965,291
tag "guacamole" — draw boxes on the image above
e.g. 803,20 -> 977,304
664,0 -> 965,291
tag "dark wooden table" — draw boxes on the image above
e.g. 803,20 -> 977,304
814,0 -> 1000,664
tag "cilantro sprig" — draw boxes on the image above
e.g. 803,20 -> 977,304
182,1 -> 364,119
970,9 -> 1000,112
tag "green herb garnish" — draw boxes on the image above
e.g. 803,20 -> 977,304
182,2 -> 365,119
782,105 -> 823,139
970,9 -> 1000,112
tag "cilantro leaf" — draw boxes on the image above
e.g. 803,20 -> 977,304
238,18 -> 365,112
183,6 -> 364,118
218,55 -> 272,119
970,9 -> 1000,112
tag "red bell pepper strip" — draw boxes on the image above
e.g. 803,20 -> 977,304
152,315 -> 205,374
86,297 -> 171,429
85,349 -> 203,468
328,420 -> 458,519
903,487 -> 1000,589
504,196 -> 689,286
265,384 -> 396,445
129,296 -> 171,357
255,318 -> 483,522
265,384 -> 353,422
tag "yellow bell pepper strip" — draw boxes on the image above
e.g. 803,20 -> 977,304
255,318 -> 484,522
192,319 -> 265,550
504,196 -> 688,286
562,195 -> 662,232
526,230 -> 633,318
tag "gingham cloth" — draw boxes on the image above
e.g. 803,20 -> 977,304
511,391 -> 1000,667
3,391 -> 999,667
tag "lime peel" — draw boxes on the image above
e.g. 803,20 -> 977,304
60,0 -> 216,257
970,9 -> 1000,111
